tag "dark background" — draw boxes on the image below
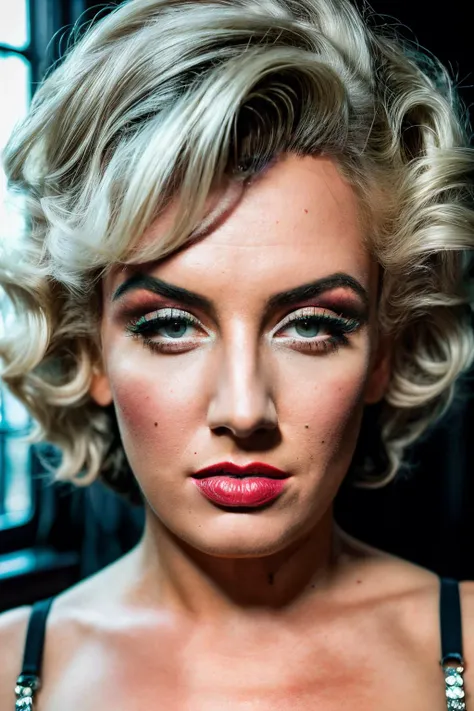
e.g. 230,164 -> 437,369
339,0 -> 474,581
0,0 -> 473,611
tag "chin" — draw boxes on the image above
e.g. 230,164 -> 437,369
174,511 -> 315,559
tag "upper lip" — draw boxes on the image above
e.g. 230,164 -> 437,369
192,462 -> 290,479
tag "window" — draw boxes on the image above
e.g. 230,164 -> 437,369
0,1 -> 96,542
0,1 -> 34,531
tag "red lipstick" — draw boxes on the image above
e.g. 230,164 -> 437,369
192,462 -> 289,508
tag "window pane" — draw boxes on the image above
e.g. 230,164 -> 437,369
0,387 -> 33,528
0,49 -> 33,531
0,383 -> 30,431
2,437 -> 32,522
0,1 -> 30,50
0,53 -> 30,248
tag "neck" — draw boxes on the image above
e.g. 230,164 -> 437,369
129,505 -> 349,622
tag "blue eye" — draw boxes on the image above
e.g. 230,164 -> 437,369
293,318 -> 323,338
275,311 -> 361,354
125,307 -> 361,355
156,318 -> 190,339
126,308 -> 202,351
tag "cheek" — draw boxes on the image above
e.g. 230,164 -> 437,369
106,352 -> 206,462
279,355 -> 369,463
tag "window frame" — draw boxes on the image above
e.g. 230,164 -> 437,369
0,0 -> 89,551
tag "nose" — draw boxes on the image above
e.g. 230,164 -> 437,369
207,332 -> 278,438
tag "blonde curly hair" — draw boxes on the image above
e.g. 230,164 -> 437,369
1,0 -> 473,503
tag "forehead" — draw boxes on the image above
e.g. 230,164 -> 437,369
106,154 -> 374,298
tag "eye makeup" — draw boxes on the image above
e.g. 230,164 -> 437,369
272,306 -> 361,354
112,272 -> 369,322
126,307 -> 204,353
125,305 -> 362,355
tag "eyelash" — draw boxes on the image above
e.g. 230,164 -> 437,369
125,307 -> 361,355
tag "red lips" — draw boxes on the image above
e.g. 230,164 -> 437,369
192,462 -> 290,507
192,461 -> 289,479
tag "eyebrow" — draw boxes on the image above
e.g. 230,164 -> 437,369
112,271 -> 370,319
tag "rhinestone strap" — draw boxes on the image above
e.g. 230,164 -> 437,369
13,657 -> 468,709
14,674 -> 40,710
442,664 -> 467,710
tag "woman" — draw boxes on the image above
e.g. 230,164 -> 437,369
0,0 -> 473,708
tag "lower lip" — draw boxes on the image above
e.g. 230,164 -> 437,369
192,476 -> 287,507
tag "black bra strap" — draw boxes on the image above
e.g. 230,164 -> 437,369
19,596 -> 55,677
439,577 -> 464,665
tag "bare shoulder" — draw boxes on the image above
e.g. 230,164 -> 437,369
373,555 -> 474,667
0,605 -> 32,711
338,531 -> 446,650
460,580 -> 474,686
0,553 -> 146,711
340,530 -> 474,689
460,578 -> 474,624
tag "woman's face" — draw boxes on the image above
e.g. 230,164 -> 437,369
96,154 -> 390,557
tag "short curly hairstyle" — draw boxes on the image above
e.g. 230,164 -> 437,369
1,0 -> 474,504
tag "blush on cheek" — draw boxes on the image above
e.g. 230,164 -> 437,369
109,365 -> 200,472
111,373 -> 153,422
115,390 -> 176,457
